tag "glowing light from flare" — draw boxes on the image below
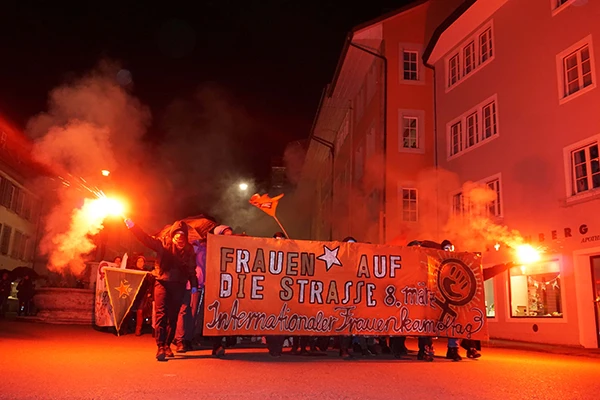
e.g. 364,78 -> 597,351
87,196 -> 126,220
515,244 -> 541,265
239,183 -> 248,191
101,170 -> 110,177
48,195 -> 127,272
494,242 -> 501,251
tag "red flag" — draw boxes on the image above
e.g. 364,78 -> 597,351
249,193 -> 283,217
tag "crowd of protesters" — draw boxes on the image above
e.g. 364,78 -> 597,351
121,216 -> 486,362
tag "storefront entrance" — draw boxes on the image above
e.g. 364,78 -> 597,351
591,256 -> 600,348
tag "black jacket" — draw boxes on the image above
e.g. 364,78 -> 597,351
129,220 -> 198,287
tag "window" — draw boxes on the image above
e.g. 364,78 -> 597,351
11,231 -> 23,259
401,188 -> 418,222
486,178 -> 502,217
445,22 -> 494,90
0,225 -> 12,255
452,175 -> 502,218
463,41 -> 475,75
479,28 -> 493,64
448,54 -> 460,86
466,112 -> 479,147
557,36 -> 596,103
484,279 -> 495,317
564,45 -> 593,96
402,117 -> 418,149
482,101 -> 497,139
403,50 -> 418,81
509,261 -> 563,318
447,95 -> 499,158
398,110 -> 424,153
0,178 -> 11,208
571,142 -> 600,194
452,192 -> 466,216
450,122 -> 463,156
552,0 -> 574,14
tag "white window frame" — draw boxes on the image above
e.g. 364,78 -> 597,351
446,94 -> 499,160
551,0 -> 578,16
444,21 -> 495,92
398,109 -> 425,154
399,43 -> 425,85
486,176 -> 503,218
556,35 -> 596,104
400,187 -> 418,222
450,173 -> 504,218
563,134 -> 600,203
403,50 -> 419,81
463,41 -> 476,76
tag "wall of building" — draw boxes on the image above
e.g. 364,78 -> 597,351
382,3 -> 437,245
432,0 -> 600,347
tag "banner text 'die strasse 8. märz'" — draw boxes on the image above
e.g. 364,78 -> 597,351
203,235 -> 488,340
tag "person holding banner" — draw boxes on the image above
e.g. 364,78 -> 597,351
209,224 -> 233,357
124,218 -> 198,361
265,232 -> 288,357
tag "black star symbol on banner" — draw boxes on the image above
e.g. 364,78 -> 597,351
317,245 -> 343,271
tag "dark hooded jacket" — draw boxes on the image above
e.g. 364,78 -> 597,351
129,220 -> 198,286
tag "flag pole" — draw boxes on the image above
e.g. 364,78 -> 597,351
273,215 -> 290,239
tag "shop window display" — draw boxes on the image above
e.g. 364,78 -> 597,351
509,260 -> 563,318
484,279 -> 495,317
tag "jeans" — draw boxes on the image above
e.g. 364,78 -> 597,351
154,280 -> 185,347
175,290 -> 193,343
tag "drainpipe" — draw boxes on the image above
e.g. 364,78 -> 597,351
348,40 -> 388,244
308,86 -> 336,240
423,59 -> 439,235
310,135 -> 335,241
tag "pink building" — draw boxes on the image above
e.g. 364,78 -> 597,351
297,0 -> 458,244
425,0 -> 600,347
298,0 -> 600,347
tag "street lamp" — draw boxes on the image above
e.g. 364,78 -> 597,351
101,170 -> 110,177
239,182 -> 248,191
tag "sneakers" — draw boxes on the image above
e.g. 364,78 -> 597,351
175,341 -> 187,353
445,347 -> 462,362
156,346 -> 166,361
417,345 -> 434,362
467,348 -> 482,359
164,345 -> 175,358
212,345 -> 226,358
339,350 -> 353,360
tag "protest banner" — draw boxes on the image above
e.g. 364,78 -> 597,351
204,235 -> 488,340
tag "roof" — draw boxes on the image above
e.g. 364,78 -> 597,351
351,0 -> 430,34
422,0 -> 476,65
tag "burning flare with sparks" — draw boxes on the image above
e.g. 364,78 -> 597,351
515,244 -> 541,265
48,194 -> 127,273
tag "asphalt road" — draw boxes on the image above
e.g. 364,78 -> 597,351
1,320 -> 599,400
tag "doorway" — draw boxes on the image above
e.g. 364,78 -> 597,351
591,256 -> 600,348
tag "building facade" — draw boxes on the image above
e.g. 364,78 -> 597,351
425,0 -> 600,348
297,0 -> 451,244
298,0 -> 600,348
0,116 -> 41,272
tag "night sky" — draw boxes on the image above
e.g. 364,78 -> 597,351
1,1 -> 408,220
